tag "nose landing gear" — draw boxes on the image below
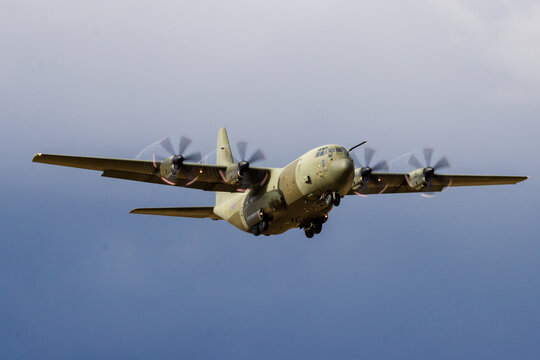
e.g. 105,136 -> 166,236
324,192 -> 341,207
332,194 -> 341,206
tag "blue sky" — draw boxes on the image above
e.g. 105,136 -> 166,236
2,1 -> 540,359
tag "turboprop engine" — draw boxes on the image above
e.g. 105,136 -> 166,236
243,190 -> 285,228
223,141 -> 267,187
140,136 -> 202,184
223,161 -> 249,186
407,167 -> 434,190
406,148 -> 451,190
160,155 -> 188,178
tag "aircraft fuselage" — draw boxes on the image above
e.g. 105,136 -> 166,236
213,144 -> 354,236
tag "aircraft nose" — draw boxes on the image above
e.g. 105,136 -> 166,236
328,157 -> 354,196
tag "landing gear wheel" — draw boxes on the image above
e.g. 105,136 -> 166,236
251,224 -> 261,236
333,194 -> 341,206
258,219 -> 269,233
313,222 -> 322,234
304,228 -> 314,238
325,194 -> 333,206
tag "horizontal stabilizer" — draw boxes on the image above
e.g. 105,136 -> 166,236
130,206 -> 221,220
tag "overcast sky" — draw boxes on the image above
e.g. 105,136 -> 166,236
1,1 -> 540,359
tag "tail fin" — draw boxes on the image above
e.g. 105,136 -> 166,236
216,127 -> 234,205
217,127 -> 233,166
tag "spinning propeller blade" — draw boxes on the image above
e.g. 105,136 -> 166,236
235,141 -> 267,190
137,135 -> 203,185
408,147 -> 452,196
353,147 -> 390,196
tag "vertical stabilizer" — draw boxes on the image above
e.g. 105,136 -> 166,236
216,127 -> 234,205
217,127 -> 233,166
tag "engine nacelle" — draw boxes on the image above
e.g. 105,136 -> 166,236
159,157 -> 176,178
224,163 -> 244,185
159,155 -> 195,181
352,167 -> 373,188
407,168 -> 428,189
407,167 -> 434,190
243,190 -> 285,228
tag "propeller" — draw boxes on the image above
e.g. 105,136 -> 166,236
136,135 -> 203,185
352,147 -> 389,183
407,148 -> 451,196
235,141 -> 267,190
351,147 -> 389,196
159,136 -> 202,170
408,148 -> 450,171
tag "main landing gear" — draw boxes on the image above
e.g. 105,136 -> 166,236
251,214 -> 270,236
304,215 -> 328,238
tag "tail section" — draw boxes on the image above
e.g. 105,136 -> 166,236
216,127 -> 235,205
217,127 -> 233,166
130,207 -> 221,220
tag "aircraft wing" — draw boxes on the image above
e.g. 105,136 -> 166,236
348,172 -> 528,195
32,153 -> 270,192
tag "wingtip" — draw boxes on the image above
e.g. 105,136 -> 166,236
130,208 -> 147,215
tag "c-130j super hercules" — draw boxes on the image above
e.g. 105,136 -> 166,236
33,127 -> 528,238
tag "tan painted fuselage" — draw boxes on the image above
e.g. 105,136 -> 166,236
214,145 -> 354,235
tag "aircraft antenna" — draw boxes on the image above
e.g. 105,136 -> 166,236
348,140 -> 368,152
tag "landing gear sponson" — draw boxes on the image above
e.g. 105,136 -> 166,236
251,214 -> 271,236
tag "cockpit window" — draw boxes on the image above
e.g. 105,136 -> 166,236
315,146 -> 329,157
314,146 -> 351,157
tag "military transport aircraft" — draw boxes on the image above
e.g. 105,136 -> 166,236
33,127 -> 528,238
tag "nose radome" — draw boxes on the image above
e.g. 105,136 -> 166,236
329,157 -> 354,195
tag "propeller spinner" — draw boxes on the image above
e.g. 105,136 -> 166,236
407,148 -> 451,196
